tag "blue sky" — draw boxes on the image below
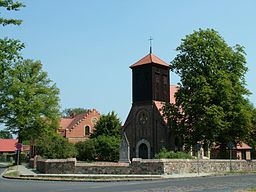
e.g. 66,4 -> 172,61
1,0 -> 256,122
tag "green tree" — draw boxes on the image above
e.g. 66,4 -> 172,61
96,135 -> 120,161
35,131 -> 77,159
75,139 -> 97,161
0,129 -> 12,138
0,0 -> 24,26
166,29 -> 252,155
75,112 -> 121,161
0,0 -> 25,124
62,108 -> 89,117
90,111 -> 121,138
2,59 -> 60,141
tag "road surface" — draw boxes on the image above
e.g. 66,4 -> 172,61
1,168 -> 256,192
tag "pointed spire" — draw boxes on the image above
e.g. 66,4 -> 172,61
148,36 -> 153,54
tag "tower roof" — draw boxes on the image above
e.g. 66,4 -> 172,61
130,53 -> 169,68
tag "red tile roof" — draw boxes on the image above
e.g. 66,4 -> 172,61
170,85 -> 179,104
59,118 -> 73,129
153,85 -> 179,124
236,142 -> 251,150
153,101 -> 168,123
130,53 -> 169,68
0,139 -> 18,152
60,109 -> 100,131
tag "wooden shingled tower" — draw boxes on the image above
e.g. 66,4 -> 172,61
120,49 -> 173,161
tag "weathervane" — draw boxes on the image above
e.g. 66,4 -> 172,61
148,36 -> 153,54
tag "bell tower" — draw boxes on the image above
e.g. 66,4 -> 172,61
130,53 -> 170,103
121,48 -> 171,160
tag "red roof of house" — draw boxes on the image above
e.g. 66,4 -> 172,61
59,118 -> 73,129
60,109 -> 100,131
0,139 -> 18,152
236,142 -> 251,150
130,53 -> 169,68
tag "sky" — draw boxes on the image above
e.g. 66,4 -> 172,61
1,0 -> 256,123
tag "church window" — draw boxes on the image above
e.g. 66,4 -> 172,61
84,126 -> 90,135
91,117 -> 98,125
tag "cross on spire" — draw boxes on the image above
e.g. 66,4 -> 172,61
148,36 -> 153,54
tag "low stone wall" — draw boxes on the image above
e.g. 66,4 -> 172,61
35,158 -> 256,175
130,158 -> 164,174
36,158 -> 76,174
162,159 -> 256,174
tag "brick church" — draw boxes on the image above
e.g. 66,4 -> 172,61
120,50 -> 179,160
120,50 -> 252,161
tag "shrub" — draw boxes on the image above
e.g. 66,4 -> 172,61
75,136 -> 120,162
96,135 -> 120,162
35,132 -> 77,159
155,148 -> 192,159
75,139 -> 97,161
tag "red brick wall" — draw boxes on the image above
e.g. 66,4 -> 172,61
60,109 -> 100,143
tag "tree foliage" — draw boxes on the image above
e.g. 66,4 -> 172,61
96,135 -> 120,161
155,148 -> 192,159
62,108 -> 89,117
0,129 -> 12,138
35,131 -> 77,159
2,59 -> 60,141
75,136 -> 120,162
0,0 -> 25,26
75,112 -> 121,162
0,39 -> 24,124
165,29 -> 253,151
75,139 -> 97,161
90,111 -> 121,138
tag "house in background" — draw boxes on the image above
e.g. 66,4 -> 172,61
0,139 -> 30,153
0,139 -> 18,154
236,142 -> 252,160
58,109 -> 100,143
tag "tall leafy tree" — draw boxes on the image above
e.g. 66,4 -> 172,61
166,29 -> 252,153
0,0 -> 25,123
75,112 -> 121,161
90,111 -> 121,138
3,59 -> 60,141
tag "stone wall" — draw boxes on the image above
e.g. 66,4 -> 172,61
35,158 -> 256,175
162,159 -> 256,174
36,158 -> 76,174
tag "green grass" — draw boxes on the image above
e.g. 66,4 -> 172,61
4,170 -> 20,177
3,165 -> 20,177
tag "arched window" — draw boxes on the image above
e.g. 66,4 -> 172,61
84,126 -> 90,135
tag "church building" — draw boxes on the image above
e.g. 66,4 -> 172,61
120,50 -> 178,160
58,109 -> 100,143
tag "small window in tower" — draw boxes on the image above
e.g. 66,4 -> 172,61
84,126 -> 90,135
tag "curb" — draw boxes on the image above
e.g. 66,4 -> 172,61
2,174 -> 165,182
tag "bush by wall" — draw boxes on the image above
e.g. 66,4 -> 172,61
154,149 -> 193,159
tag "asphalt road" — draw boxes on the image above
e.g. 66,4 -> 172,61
1,168 -> 256,192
